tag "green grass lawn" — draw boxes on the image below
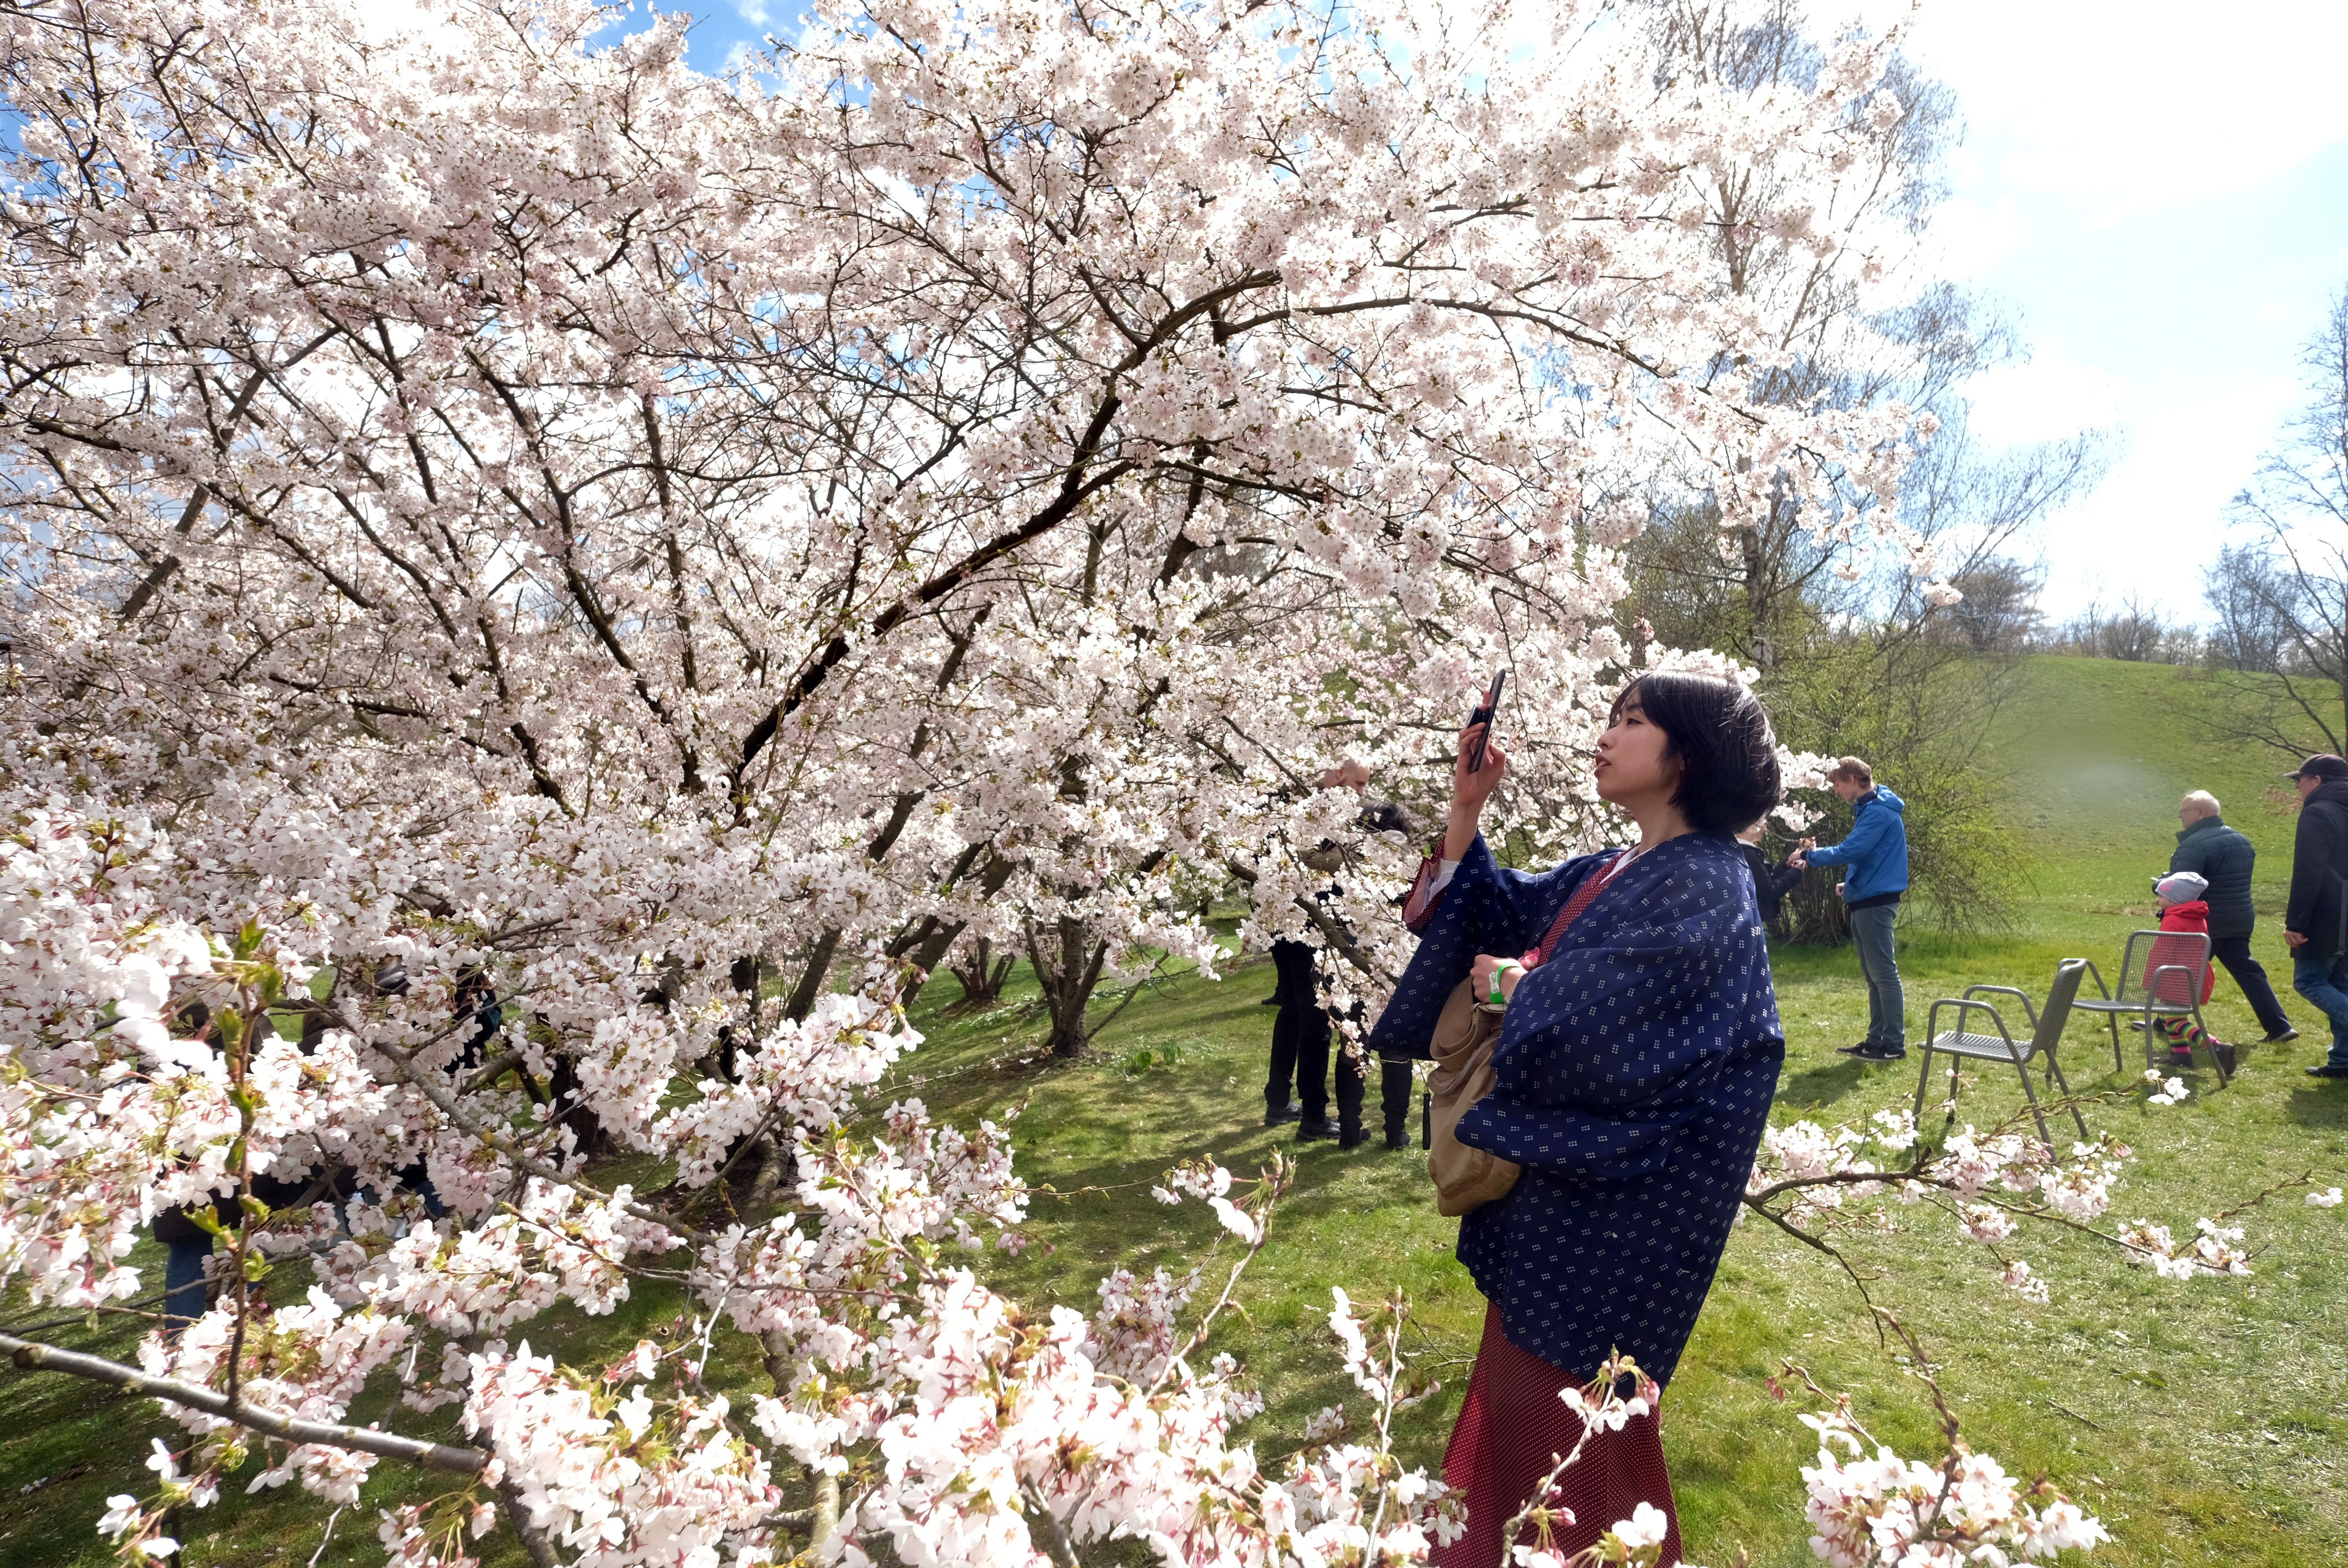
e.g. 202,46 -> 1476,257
5,656 -> 2347,1566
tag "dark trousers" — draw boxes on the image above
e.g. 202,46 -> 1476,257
1377,1050 -> 1415,1143
162,1234 -> 212,1328
1324,1041 -> 1415,1138
1270,941 -> 1415,1138
1266,940 -> 1325,1116
1849,904 -> 1905,1048
2293,952 -> 2348,1069
2209,934 -> 2291,1035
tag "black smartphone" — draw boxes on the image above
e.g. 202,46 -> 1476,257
1465,669 -> 1507,774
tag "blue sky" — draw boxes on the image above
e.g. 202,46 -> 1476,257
1857,0 -> 2348,625
655,0 -> 2348,627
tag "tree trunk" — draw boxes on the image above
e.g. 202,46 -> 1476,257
782,928 -> 842,1023
1024,916 -> 1109,1058
894,851 -> 1020,1008
763,1332 -> 842,1559
946,936 -> 1016,1007
1742,490 -> 1784,675
745,1132 -> 794,1213
545,1051 -> 613,1159
1781,864 -> 1852,946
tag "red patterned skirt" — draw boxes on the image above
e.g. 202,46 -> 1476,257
1430,1304 -> 1684,1568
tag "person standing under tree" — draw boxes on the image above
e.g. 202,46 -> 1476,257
1736,820 -> 1805,926
2283,755 -> 2348,1080
1789,757 -> 1909,1061
2170,790 -> 2294,1043
1368,670 -> 1786,1568
1266,760 -> 1412,1147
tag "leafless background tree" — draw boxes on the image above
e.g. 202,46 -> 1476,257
2201,544 -> 2294,674
1934,557 -> 2045,653
1610,0 -> 2122,938
2200,284 -> 2348,755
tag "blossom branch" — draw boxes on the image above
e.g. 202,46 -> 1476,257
0,1332 -> 486,1474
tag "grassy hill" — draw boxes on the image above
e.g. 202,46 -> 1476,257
2000,657 -> 2315,925
4,655 -> 2345,1567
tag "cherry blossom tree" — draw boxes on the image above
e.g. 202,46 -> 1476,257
0,0 -> 2140,1561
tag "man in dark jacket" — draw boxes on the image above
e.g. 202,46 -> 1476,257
1737,821 -> 1805,925
2283,755 -> 2348,1079
2171,790 -> 2295,1041
1268,761 -> 1417,1148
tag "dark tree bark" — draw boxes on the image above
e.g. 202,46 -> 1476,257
946,935 -> 1017,1008
1024,916 -> 1109,1059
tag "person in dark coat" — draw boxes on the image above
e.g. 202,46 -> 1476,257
2284,755 -> 2348,1079
1263,935 -> 1320,1128
2170,790 -> 2294,1042
1368,670 -> 1785,1568
1267,761 -> 1414,1149
1736,821 -> 1805,924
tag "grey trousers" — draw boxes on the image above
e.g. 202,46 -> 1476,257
1850,903 -> 1906,1048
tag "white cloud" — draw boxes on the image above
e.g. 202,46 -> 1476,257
1852,0 -> 2348,221
1964,351 -> 2130,446
1919,192 -> 2032,280
2031,375 -> 2301,619
1830,0 -> 2348,624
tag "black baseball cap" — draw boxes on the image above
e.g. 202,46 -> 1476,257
2287,754 -> 2348,781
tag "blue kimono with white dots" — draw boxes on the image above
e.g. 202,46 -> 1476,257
1365,830 -> 1783,1385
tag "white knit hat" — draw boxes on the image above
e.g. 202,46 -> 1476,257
2154,871 -> 2208,904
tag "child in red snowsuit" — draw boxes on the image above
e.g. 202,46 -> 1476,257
2148,871 -> 2233,1075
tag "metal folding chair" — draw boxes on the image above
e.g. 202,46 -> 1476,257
2072,930 -> 2229,1085
1917,958 -> 2092,1151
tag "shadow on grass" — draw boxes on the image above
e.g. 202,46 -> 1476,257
1774,1054 -> 1869,1112
2284,1085 -> 2348,1127
1033,1125 -> 1274,1194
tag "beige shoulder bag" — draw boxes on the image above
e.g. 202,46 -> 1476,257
1425,978 -> 1520,1217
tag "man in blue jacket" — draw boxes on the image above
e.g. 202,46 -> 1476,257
1791,756 -> 1910,1060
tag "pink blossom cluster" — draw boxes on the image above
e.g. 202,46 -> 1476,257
1747,1106 -> 2195,1303
140,1288 -> 414,1502
462,1343 -> 781,1566
1800,1406 -> 2110,1568
2114,1219 -> 2253,1280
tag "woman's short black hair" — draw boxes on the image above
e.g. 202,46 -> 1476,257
1607,670 -> 1782,835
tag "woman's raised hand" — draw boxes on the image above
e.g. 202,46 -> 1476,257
1453,722 -> 1506,808
1442,723 -> 1508,862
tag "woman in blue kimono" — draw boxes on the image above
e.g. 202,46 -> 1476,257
1367,670 -> 1786,1568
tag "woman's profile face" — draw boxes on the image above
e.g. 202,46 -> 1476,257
1594,700 -> 1681,809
